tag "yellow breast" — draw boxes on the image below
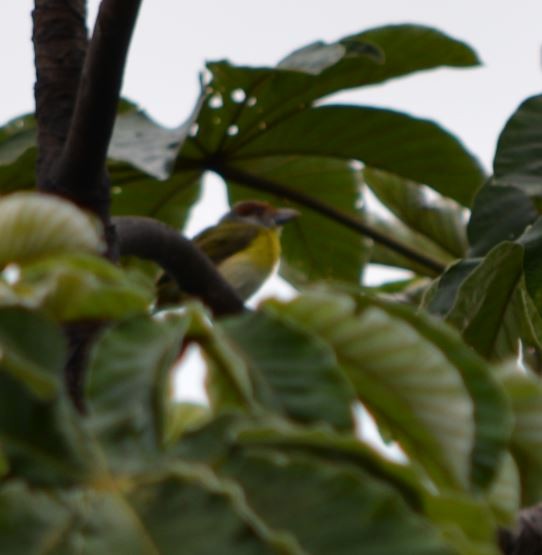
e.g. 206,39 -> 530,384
218,228 -> 281,300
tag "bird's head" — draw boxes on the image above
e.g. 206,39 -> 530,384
222,200 -> 299,228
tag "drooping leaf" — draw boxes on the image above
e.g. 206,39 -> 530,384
517,216 -> 542,313
266,293 -> 473,488
0,310 -> 94,485
0,307 -> 65,397
109,160 -> 202,228
222,450 -> 451,555
364,211 -> 454,277
444,242 -> 524,358
3,253 -> 153,321
363,167 -> 468,257
85,312 -> 189,467
487,452 -> 520,526
497,363 -> 542,505
0,192 -> 103,269
494,94 -> 542,197
220,310 -> 356,430
423,492 -> 500,555
227,156 -> 368,285
467,182 -> 538,257
267,291 -> 510,490
226,105 -> 483,206
0,114 -> 36,167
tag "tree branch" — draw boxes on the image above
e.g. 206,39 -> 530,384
207,160 -> 447,275
33,0 -> 88,184
113,216 -> 245,316
50,0 -> 143,224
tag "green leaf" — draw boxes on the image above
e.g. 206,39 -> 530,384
497,364 -> 542,505
487,452 -> 520,526
364,167 -> 468,257
424,492 -> 500,555
0,307 -> 65,398
364,211 -> 454,276
444,243 -> 524,358
221,450 -> 451,555
0,468 -> 294,555
227,156 -> 369,285
494,94 -> 542,197
192,25 -> 479,157
0,114 -> 36,167
85,313 -> 189,467
0,481 -> 71,555
268,291 -> 510,490
220,311 -> 356,430
517,216 -> 542,312
228,105 -> 484,206
6,253 -> 153,321
0,375 -> 94,485
0,192 -> 103,269
467,182 -> 538,257
109,161 -> 202,228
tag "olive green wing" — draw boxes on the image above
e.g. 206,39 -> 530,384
194,221 -> 261,265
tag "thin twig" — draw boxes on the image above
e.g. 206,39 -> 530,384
207,160 -> 447,275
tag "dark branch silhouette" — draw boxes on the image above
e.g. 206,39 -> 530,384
53,0 -> 143,225
206,160 -> 447,275
114,216 -> 245,316
33,0 -> 88,184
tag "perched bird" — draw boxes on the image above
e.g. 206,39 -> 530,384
157,200 -> 299,305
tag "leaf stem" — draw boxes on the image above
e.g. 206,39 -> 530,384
207,160 -> 447,275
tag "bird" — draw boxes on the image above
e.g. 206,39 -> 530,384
156,200 -> 299,305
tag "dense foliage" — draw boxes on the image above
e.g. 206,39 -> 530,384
1,21 -> 541,554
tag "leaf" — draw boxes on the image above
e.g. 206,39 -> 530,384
228,105 -> 484,206
220,310 -> 356,430
266,293 -> 472,488
497,364 -> 542,505
517,216 -> 542,312
85,312 -> 189,468
0,307 -> 65,398
363,167 -> 468,257
494,94 -> 542,196
364,211 -> 454,276
424,493 -> 500,555
227,156 -> 368,285
0,114 -> 36,166
0,192 -> 103,269
0,481 -> 71,555
109,160 -> 202,228
444,243 -> 524,358
268,291 -> 510,490
0,310 -> 90,484
0,253 -> 153,322
487,453 -> 520,526
467,182 -> 538,257
0,468 -> 294,555
221,450 -> 451,555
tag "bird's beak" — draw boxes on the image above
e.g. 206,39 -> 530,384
273,207 -> 300,225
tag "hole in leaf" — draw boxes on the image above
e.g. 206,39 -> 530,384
3,264 -> 20,284
209,94 -> 223,109
231,89 -> 246,103
227,125 -> 239,136
189,123 -> 199,137
247,96 -> 257,107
